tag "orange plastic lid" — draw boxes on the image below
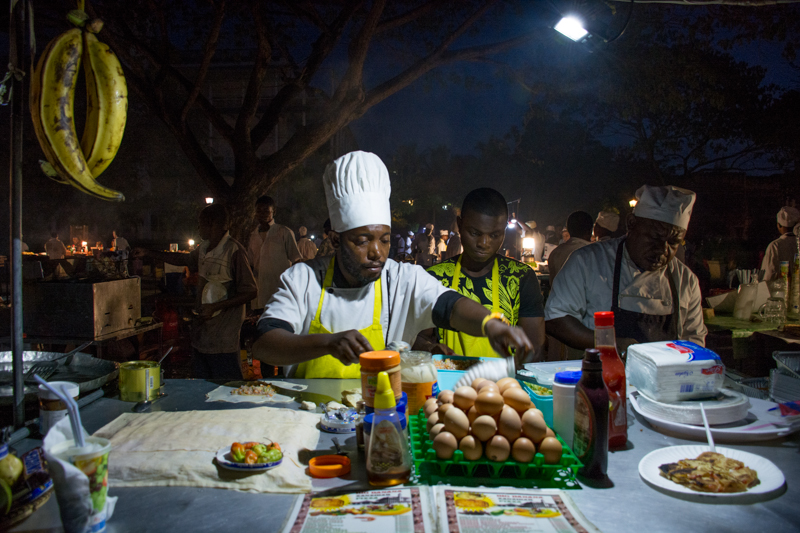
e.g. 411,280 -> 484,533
359,350 -> 400,371
308,455 -> 351,478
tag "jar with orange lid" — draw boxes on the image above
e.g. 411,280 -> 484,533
359,350 -> 401,408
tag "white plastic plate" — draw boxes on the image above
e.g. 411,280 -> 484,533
214,446 -> 282,472
630,391 -> 800,443
639,445 -> 785,504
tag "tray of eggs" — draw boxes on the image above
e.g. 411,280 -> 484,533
408,377 -> 582,489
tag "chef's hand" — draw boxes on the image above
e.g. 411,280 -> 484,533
485,320 -> 533,361
131,247 -> 148,259
430,343 -> 455,356
327,330 -> 374,366
198,302 -> 222,320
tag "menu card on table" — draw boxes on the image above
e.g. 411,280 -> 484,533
281,486 -> 600,533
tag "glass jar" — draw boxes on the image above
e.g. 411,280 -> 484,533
399,350 -> 440,417
359,351 -> 401,408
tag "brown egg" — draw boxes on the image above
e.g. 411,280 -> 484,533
467,406 -> 480,425
423,398 -> 439,418
433,431 -> 458,459
426,411 -> 440,432
437,390 -> 455,405
538,436 -> 563,464
443,407 -> 470,440
503,387 -> 532,413
530,408 -> 544,419
438,402 -> 455,417
545,427 -> 556,439
429,423 -> 445,441
485,435 -> 511,462
521,409 -> 548,443
471,415 -> 497,442
453,386 -> 478,411
474,380 -> 496,393
498,406 -> 522,442
471,378 -> 488,390
496,377 -> 520,393
511,437 -> 536,463
475,390 -> 504,416
459,435 -> 483,461
476,381 -> 500,395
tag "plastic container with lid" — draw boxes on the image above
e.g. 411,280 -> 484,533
552,370 -> 581,448
360,350 -> 401,408
38,381 -> 80,437
400,351 -> 439,419
521,361 -> 582,387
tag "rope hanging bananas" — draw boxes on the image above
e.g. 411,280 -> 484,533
30,13 -> 127,202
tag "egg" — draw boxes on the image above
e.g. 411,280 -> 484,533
471,377 -> 488,390
423,399 -> 439,417
467,406 -> 480,425
437,390 -> 455,405
443,407 -> 470,440
511,437 -> 536,463
475,381 -> 499,394
433,431 -> 458,459
471,415 -> 497,442
521,409 -> 548,442
438,402 -> 455,417
475,390 -> 504,416
496,377 -> 520,393
530,408 -> 544,419
453,386 -> 478,411
545,427 -> 556,439
503,387 -> 532,413
426,411 -> 440,432
498,406 -> 522,442
538,436 -> 563,464
485,435 -> 511,462
459,435 -> 483,461
429,423 -> 445,441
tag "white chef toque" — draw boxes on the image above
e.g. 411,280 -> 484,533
323,151 -> 391,233
633,185 -> 696,230
777,206 -> 800,228
595,211 -> 620,232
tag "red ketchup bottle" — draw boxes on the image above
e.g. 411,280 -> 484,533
594,311 -> 627,448
573,348 -> 609,480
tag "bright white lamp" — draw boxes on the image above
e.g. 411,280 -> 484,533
205,197 -> 214,204
555,16 -> 588,42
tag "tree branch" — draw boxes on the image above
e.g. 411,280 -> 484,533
181,0 -> 226,125
333,0 -> 384,103
375,0 -> 440,33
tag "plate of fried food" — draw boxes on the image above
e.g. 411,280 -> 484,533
215,441 -> 283,472
638,445 -> 785,503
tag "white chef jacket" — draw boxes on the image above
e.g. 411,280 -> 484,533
547,237 -> 590,281
761,233 -> 797,281
248,222 -> 302,308
261,256 -> 454,347
545,237 -> 707,346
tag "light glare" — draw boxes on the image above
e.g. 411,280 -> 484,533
555,16 -> 588,41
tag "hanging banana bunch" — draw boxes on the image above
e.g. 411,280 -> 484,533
30,9 -> 127,201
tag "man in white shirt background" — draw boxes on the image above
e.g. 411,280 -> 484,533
547,211 -> 593,282
296,226 -> 318,261
45,232 -> 67,259
761,205 -> 799,281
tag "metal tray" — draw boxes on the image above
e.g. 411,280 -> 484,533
0,351 -> 119,404
772,351 -> 800,380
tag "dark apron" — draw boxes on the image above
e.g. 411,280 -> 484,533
611,238 -> 680,343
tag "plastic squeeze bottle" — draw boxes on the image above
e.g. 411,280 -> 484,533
594,311 -> 627,448
366,371 -> 412,486
573,349 -> 609,481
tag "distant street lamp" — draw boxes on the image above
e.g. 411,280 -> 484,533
188,239 -> 195,247
205,197 -> 214,204
629,199 -> 637,208
554,16 -> 588,42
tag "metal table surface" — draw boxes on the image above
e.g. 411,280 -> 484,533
10,379 -> 800,533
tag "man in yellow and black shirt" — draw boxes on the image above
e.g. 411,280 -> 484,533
414,188 -> 546,366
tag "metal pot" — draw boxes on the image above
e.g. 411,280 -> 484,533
119,361 -> 160,402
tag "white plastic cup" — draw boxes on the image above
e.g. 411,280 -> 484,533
733,282 -> 758,320
38,381 -> 80,437
553,370 -> 581,448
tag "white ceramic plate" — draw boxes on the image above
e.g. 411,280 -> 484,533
630,391 -> 800,443
639,445 -> 785,503
214,447 -> 282,472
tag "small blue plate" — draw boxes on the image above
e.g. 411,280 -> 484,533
214,447 -> 282,472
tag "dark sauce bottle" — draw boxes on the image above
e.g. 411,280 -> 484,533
573,348 -> 609,481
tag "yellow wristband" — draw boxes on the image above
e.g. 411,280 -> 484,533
481,312 -> 508,336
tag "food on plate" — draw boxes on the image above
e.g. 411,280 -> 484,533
229,441 -> 282,464
230,382 -> 276,397
658,452 -> 760,493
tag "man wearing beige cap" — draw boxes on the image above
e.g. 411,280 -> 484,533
593,210 -> 620,242
761,206 -> 799,281
545,185 -> 706,355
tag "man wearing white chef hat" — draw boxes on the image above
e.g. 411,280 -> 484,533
253,151 -> 533,378
593,210 -> 620,242
545,185 -> 706,356
761,206 -> 800,281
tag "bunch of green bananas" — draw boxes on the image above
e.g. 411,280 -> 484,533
30,10 -> 127,201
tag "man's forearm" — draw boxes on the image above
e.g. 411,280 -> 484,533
449,298 -> 490,337
545,316 -> 594,350
252,328 -> 333,366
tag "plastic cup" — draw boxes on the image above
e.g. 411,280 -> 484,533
51,437 -> 112,513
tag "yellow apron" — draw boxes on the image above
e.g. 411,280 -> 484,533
295,257 -> 385,378
440,257 -> 501,358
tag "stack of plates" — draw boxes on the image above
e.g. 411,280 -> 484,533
634,389 -> 751,426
